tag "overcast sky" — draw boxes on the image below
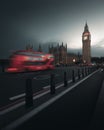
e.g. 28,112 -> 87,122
0,0 -> 104,58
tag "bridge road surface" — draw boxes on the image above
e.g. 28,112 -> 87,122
6,70 -> 104,130
0,66 -> 81,108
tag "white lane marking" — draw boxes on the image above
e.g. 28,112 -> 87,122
1,90 -> 50,116
8,72 -> 95,101
43,79 -> 72,89
33,74 -> 59,80
9,93 -> 25,101
9,80 -> 69,102
0,70 -> 99,116
33,76 -> 50,80
2,70 -> 99,130
33,74 -> 50,80
68,80 -> 72,84
43,85 -> 50,89
0,101 -> 25,116
9,74 -> 60,101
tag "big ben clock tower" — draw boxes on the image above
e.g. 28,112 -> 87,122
82,22 -> 91,64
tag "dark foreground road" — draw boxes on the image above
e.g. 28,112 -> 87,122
11,70 -> 104,130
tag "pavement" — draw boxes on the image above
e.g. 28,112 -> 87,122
1,69 -> 104,130
88,79 -> 104,130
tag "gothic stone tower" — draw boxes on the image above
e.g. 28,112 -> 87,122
82,23 -> 91,64
49,43 -> 67,65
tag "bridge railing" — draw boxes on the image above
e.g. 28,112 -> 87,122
25,66 -> 98,108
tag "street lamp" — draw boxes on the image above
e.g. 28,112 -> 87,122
73,58 -> 76,63
83,60 -> 86,64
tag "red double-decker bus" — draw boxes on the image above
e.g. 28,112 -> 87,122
5,50 -> 55,73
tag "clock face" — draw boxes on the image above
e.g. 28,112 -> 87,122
84,36 -> 87,40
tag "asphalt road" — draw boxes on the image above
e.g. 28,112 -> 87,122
0,66 -> 85,108
13,69 -> 104,130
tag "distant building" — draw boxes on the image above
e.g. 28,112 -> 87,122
67,53 -> 80,65
26,44 -> 33,51
49,43 -> 79,65
82,22 -> 91,64
49,43 -> 67,65
26,44 -> 43,52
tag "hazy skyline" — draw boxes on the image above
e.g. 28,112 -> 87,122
0,0 -> 104,58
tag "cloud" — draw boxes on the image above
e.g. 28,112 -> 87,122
93,39 -> 104,48
91,39 -> 104,57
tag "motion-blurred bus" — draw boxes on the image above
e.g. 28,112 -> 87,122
5,50 -> 55,73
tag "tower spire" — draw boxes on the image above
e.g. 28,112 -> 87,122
38,44 -> 42,52
26,43 -> 33,51
62,42 -> 63,47
84,22 -> 89,32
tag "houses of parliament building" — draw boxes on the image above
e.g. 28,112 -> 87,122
48,43 -> 79,65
